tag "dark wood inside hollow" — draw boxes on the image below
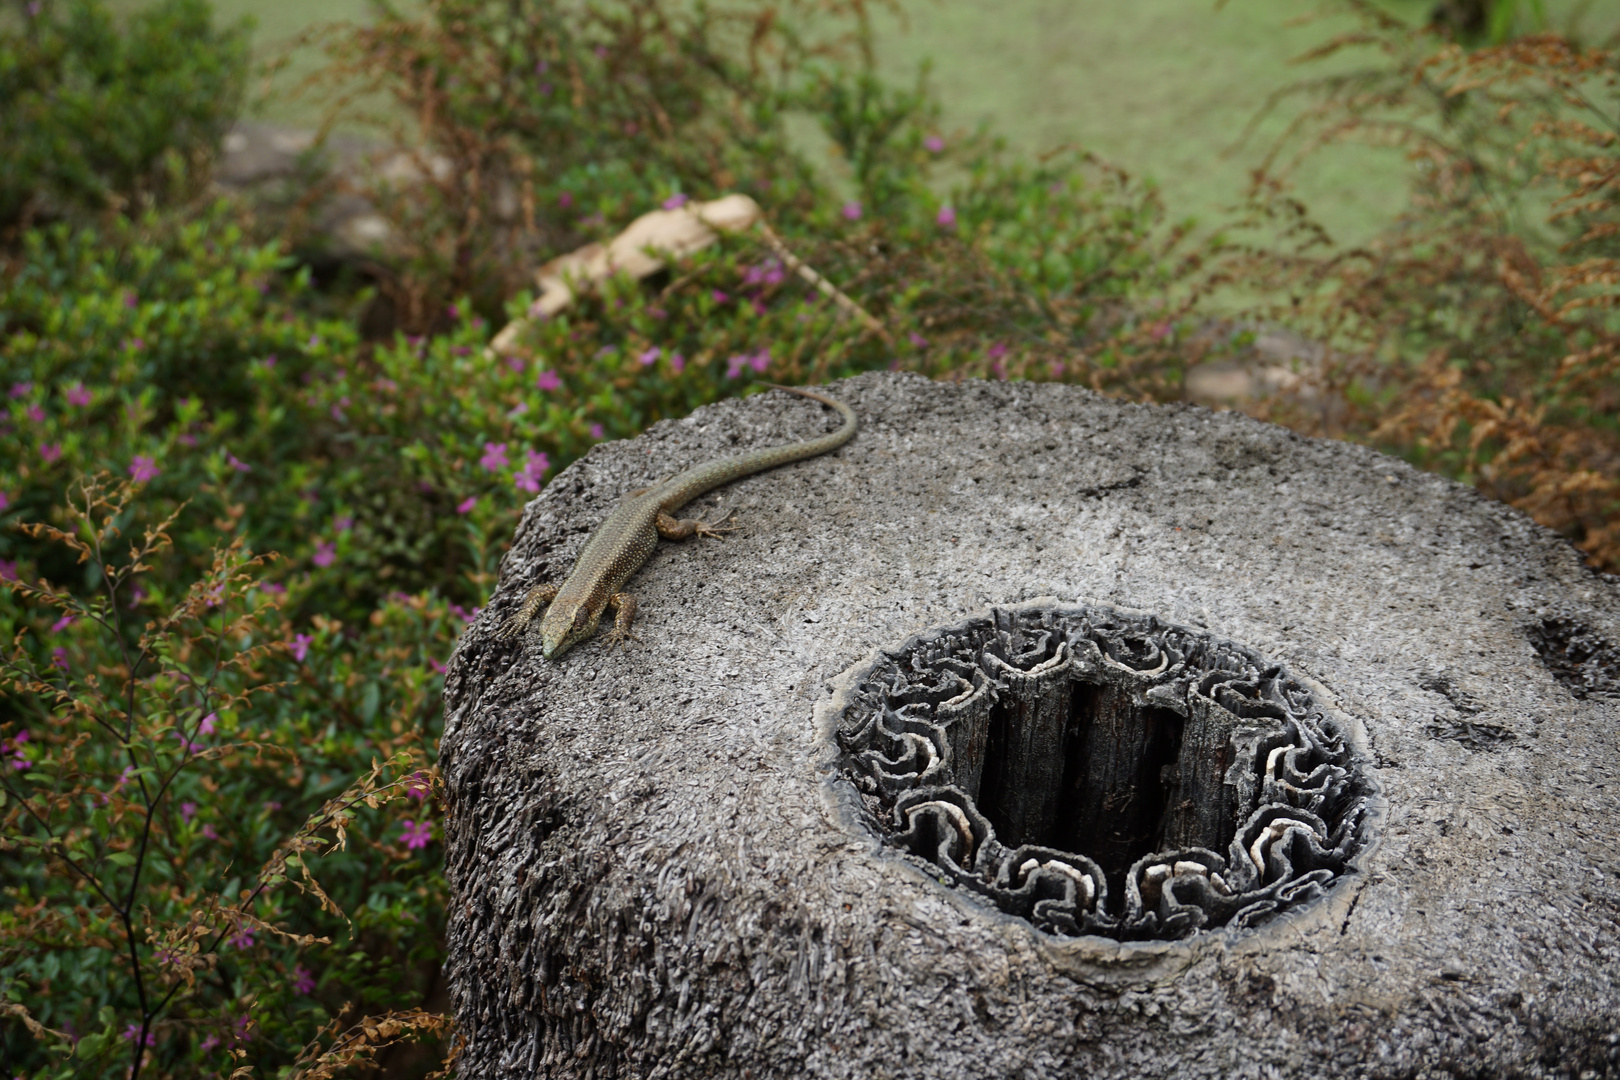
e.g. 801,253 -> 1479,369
970,678 -> 1239,914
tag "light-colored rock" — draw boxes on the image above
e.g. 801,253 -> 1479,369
487,195 -> 765,359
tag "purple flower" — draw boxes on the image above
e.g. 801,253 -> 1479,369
0,490 -> 9,511
925,135 -> 945,153
291,633 -> 314,662
227,925 -> 255,950
936,205 -> 957,229
201,823 -> 219,840
711,289 -> 729,304
0,560 -> 15,582
841,201 -> 862,221
428,657 -> 445,674
506,355 -> 526,373
124,291 -> 138,309
258,582 -> 285,596
178,433 -> 198,447
479,442 -> 510,471
993,360 -> 1008,381
173,731 -> 204,754
1049,360 -> 1066,378
312,540 -> 336,568
263,354 -> 277,368
334,515 -> 354,533
726,349 -> 770,378
309,334 -> 322,348
51,647 -> 67,669
535,59 -> 549,73
5,731 -> 30,771
227,453 -> 251,473
589,423 -> 604,440
180,801 -> 197,822
401,819 -> 434,850
121,1024 -> 156,1047
293,965 -> 317,996
66,383 -> 92,406
456,496 -> 478,514
743,260 -> 785,288
908,332 -> 928,350
9,382 -> 32,398
405,771 -> 431,800
662,193 -> 689,210
200,1034 -> 221,1052
669,353 -> 685,374
199,713 -> 217,736
987,342 -> 1008,361
1149,319 -> 1173,341
514,449 -> 551,494
39,443 -> 62,464
26,404 -> 45,423
128,337 -> 145,351
638,346 -> 661,366
128,456 -> 159,482
558,191 -> 573,209
536,369 -> 562,392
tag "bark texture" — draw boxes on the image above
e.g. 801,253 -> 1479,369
441,372 -> 1620,1078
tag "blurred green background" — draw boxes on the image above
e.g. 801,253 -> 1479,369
192,0 -> 1619,246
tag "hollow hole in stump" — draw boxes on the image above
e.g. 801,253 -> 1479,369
833,603 -> 1378,941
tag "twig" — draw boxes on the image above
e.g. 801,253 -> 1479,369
754,221 -> 894,347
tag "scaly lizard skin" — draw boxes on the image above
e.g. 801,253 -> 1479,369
500,384 -> 857,660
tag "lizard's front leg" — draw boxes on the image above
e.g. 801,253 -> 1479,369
498,582 -> 558,638
656,508 -> 737,541
602,592 -> 639,647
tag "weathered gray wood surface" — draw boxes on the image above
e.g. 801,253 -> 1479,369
442,371 -> 1620,1078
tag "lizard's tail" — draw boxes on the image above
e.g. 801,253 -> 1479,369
755,382 -> 858,453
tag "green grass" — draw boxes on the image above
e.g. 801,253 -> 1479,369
151,0 -> 1620,248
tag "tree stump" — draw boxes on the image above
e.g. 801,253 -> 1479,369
441,372 -> 1620,1078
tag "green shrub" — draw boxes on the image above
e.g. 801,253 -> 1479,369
0,0 -> 249,231
0,1 -> 1235,1075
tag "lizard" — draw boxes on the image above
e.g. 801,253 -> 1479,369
499,383 -> 857,661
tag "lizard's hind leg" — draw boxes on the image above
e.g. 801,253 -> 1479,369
656,508 -> 737,541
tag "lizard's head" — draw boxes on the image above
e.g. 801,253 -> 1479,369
539,602 -> 599,662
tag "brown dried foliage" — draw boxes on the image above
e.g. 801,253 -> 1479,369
1238,18 -> 1619,570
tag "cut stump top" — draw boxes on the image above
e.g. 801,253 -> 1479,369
442,371 -> 1620,1079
